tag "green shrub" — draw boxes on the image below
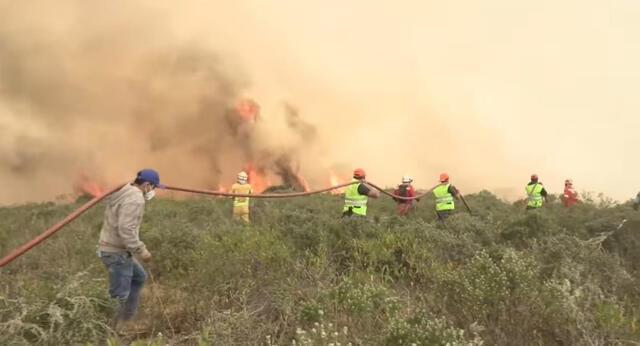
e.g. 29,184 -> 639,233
2,192 -> 640,344
0,272 -> 112,345
384,309 -> 483,346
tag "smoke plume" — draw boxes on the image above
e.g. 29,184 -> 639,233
1,0 -> 638,204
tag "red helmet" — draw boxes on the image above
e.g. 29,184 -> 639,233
531,174 -> 539,180
439,173 -> 449,182
353,168 -> 366,179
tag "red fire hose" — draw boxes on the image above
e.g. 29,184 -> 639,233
0,183 -> 126,268
163,181 -> 436,200
0,180 -> 441,268
164,181 -> 357,198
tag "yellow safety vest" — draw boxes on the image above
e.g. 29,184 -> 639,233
343,179 -> 368,216
525,183 -> 544,208
433,183 -> 455,211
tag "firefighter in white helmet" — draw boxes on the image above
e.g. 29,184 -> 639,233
393,174 -> 419,216
231,171 -> 252,222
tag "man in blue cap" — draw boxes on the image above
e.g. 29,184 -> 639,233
97,169 -> 164,331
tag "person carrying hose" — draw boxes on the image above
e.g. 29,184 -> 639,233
393,174 -> 419,216
525,173 -> 548,210
433,173 -> 460,220
342,168 -> 379,217
96,169 -> 163,331
231,171 -> 252,222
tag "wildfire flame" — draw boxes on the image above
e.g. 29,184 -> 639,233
235,98 -> 259,122
295,172 -> 310,192
74,173 -> 104,197
329,170 -> 348,195
246,164 -> 269,194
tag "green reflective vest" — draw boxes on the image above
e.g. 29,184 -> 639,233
525,183 -> 544,208
433,183 -> 455,211
343,179 -> 368,216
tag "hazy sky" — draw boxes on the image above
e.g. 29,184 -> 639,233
1,0 -> 638,203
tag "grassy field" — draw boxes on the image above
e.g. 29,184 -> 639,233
2,190 -> 640,345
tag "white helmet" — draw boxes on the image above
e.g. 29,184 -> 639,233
402,174 -> 413,183
237,171 -> 248,183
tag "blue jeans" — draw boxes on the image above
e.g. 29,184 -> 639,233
98,251 -> 147,321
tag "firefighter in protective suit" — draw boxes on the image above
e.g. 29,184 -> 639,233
561,178 -> 578,207
393,174 -> 419,216
231,171 -> 252,222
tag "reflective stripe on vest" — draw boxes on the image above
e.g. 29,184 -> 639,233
343,179 -> 368,215
525,183 -> 544,208
433,183 -> 455,211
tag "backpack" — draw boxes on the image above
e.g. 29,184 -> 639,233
398,184 -> 409,197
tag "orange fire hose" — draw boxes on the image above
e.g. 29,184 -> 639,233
164,181 -> 357,198
0,180 -> 442,268
162,181 -> 436,200
0,183 -> 126,268
363,181 -> 440,200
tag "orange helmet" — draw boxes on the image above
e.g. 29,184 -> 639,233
531,173 -> 539,180
439,173 -> 449,182
353,168 -> 366,179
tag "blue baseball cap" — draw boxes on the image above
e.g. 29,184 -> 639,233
137,169 -> 165,189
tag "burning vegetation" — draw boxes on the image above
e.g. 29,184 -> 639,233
73,98 -> 347,197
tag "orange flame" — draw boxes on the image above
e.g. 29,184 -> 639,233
296,173 -> 310,192
246,164 -> 268,193
329,170 -> 348,195
74,173 -> 104,197
235,98 -> 259,121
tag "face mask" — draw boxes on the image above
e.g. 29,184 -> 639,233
144,185 -> 156,201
